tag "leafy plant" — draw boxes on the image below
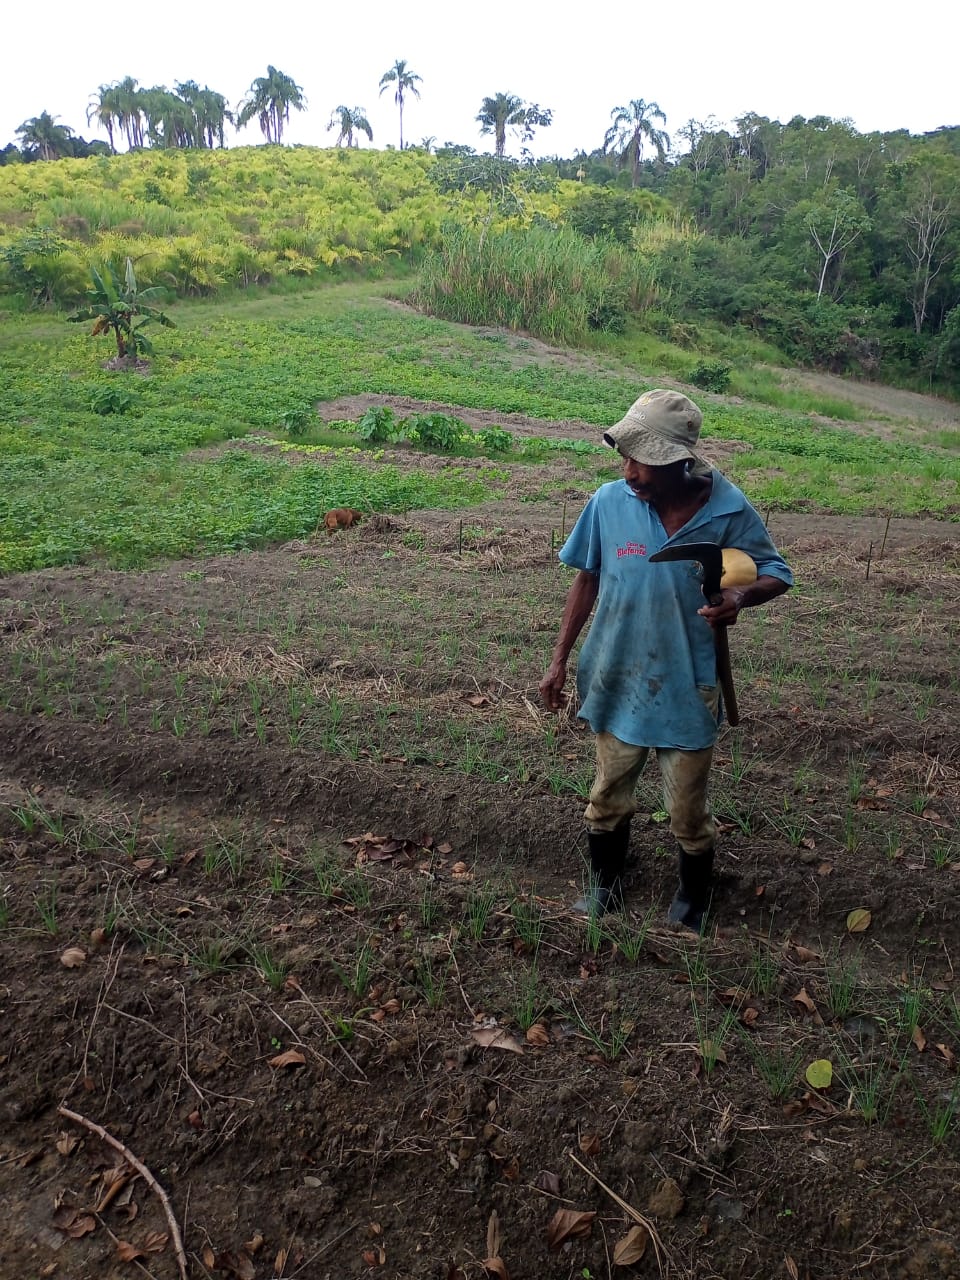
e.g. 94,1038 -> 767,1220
689,359 -> 732,394
281,403 -> 315,437
68,258 -> 175,361
408,412 -> 468,450
477,425 -> 513,454
89,383 -> 135,416
357,406 -> 400,443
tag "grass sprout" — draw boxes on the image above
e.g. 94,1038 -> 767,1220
464,881 -> 497,941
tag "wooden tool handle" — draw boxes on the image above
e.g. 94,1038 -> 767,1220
714,625 -> 739,727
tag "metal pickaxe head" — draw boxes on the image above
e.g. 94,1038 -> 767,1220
649,541 -> 724,604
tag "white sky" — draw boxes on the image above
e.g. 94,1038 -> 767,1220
5,1 -> 958,158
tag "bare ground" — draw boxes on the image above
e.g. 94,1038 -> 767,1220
2,470 -> 960,1279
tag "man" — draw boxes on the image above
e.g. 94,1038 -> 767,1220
539,389 -> 792,932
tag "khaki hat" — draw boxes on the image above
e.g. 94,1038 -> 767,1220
603,389 -> 703,465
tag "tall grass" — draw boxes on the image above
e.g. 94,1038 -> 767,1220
415,223 -> 657,345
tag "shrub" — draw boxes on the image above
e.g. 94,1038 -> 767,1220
280,404 -> 315,437
477,425 -> 513,454
357,406 -> 401,442
408,412 -> 469,450
89,383 -> 135,416
689,360 -> 732,394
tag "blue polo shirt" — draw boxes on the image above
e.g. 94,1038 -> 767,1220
558,472 -> 793,750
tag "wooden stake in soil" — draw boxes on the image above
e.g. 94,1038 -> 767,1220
561,500 -> 567,542
879,513 -> 892,559
458,519 -> 463,556
57,1105 -> 188,1280
865,541 -> 874,581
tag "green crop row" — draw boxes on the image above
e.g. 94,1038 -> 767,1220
1,287 -> 957,575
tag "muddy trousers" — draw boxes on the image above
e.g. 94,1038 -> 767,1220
583,732 -> 716,856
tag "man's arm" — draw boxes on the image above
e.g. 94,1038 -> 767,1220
539,569 -> 599,711
698,575 -> 790,627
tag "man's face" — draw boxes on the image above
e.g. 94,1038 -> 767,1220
622,454 -> 664,499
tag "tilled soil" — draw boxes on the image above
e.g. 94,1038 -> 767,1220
1,489 -> 959,1280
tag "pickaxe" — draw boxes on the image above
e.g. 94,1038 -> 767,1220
648,541 -> 743,726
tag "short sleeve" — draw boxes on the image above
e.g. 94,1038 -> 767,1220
558,493 -> 603,573
729,503 -> 793,586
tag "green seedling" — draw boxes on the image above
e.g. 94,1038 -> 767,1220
332,942 -> 375,1000
192,936 -> 234,975
249,945 -> 290,992
308,847 -> 344,898
9,803 -> 40,835
419,879 -> 442,930
266,855 -> 289,894
914,1078 -> 960,1146
747,939 -> 780,997
464,881 -> 497,941
605,901 -> 658,963
568,997 -> 635,1062
34,881 -> 59,936
823,950 -> 860,1020
510,893 -> 545,953
739,1028 -> 804,1100
510,964 -> 547,1033
341,870 -> 372,909
834,1037 -> 906,1125
411,956 -> 448,1010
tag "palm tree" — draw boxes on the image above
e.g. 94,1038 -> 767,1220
378,59 -> 421,150
476,93 -> 524,159
87,84 -> 121,153
603,100 -> 670,186
109,77 -> 145,150
15,112 -> 74,161
175,82 -> 232,148
141,87 -> 197,148
327,106 -> 373,148
237,66 -> 306,144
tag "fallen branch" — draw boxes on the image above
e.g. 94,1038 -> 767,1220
567,1147 -> 665,1274
57,1105 -> 188,1280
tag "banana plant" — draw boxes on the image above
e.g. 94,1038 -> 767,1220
69,257 -> 174,360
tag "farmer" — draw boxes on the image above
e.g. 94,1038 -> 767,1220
539,389 -> 793,932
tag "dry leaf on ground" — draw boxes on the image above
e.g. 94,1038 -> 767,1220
483,1259 -> 510,1279
613,1225 -> 649,1266
546,1208 -> 596,1250
846,907 -> 872,933
535,1170 -> 561,1196
578,1133 -> 601,1157
471,1028 -> 524,1054
269,1048 -> 306,1068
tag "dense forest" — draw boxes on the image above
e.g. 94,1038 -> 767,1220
1,70 -> 958,389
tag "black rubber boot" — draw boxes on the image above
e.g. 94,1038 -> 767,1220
572,823 -> 630,915
666,848 -> 715,934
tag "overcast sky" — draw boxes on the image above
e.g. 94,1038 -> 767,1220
4,1 -> 958,158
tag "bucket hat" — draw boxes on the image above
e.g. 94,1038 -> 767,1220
603,389 -> 703,466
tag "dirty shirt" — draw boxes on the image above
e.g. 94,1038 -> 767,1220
558,472 -> 793,750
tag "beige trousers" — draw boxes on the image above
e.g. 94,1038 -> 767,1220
584,731 -> 716,855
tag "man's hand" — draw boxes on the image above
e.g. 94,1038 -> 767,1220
539,658 -> 568,711
698,588 -> 746,628
698,575 -> 790,628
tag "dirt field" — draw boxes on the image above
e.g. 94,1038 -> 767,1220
2,450 -> 959,1279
